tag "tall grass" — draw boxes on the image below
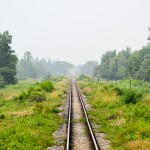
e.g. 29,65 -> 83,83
78,78 -> 150,150
0,77 -> 68,149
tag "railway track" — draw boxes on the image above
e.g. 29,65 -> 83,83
66,79 -> 100,150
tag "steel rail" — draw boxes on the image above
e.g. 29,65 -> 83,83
66,79 -> 100,150
66,84 -> 72,150
76,82 -> 100,150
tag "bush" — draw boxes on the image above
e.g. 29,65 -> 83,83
14,81 -> 54,102
78,75 -> 87,80
39,81 -> 54,92
28,86 -> 42,95
0,114 -> 5,119
30,91 -> 46,102
18,92 -> 28,100
121,89 -> 143,104
114,87 -> 124,95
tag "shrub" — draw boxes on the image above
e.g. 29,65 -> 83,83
121,89 -> 143,104
30,91 -> 46,102
0,114 -> 5,119
27,86 -> 42,95
18,92 -> 28,100
78,75 -> 87,80
14,81 -> 53,102
113,87 -> 124,95
39,81 -> 54,92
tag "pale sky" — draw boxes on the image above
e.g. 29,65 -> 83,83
0,0 -> 150,65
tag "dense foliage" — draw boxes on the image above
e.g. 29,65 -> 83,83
94,45 -> 150,81
0,31 -> 18,86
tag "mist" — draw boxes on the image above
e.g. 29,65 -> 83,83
0,0 -> 150,65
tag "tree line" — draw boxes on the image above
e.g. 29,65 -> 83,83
93,45 -> 150,81
0,30 -> 150,88
0,31 -> 74,87
16,51 -> 74,80
16,53 -> 99,79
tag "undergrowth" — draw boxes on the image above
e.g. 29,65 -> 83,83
78,78 -> 150,150
0,77 -> 68,149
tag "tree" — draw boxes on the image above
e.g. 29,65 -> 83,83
80,61 -> 99,76
117,48 -> 131,79
0,31 -> 18,85
100,50 -> 116,80
17,51 -> 36,79
140,54 -> 150,81
93,65 -> 101,81
52,60 -> 74,76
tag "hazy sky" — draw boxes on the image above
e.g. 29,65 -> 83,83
0,0 -> 150,65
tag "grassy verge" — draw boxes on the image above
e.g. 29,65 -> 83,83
0,77 -> 68,150
78,77 -> 150,150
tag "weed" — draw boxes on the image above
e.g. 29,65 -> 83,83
125,140 -> 150,150
121,89 -> 143,104
33,103 -> 43,114
78,78 -> 150,149
0,77 -> 67,149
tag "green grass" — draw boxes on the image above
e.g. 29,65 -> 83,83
0,79 -> 38,100
78,78 -> 150,150
0,78 -> 68,150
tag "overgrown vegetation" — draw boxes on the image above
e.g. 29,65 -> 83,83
0,77 -> 68,149
14,80 -> 54,102
78,76 -> 150,150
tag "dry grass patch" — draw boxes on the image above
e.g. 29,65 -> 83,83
47,90 -> 63,100
82,87 -> 93,95
56,79 -> 69,90
102,92 -> 118,103
143,94 -> 150,105
115,118 -> 126,126
0,89 -> 21,100
125,140 -> 150,150
92,90 -> 118,103
8,110 -> 33,117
